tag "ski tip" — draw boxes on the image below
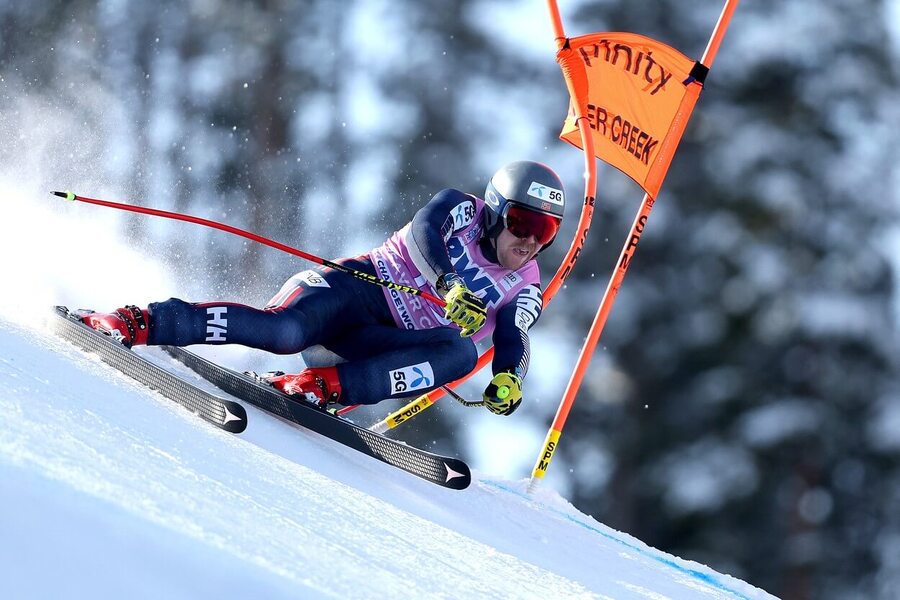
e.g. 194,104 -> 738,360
51,191 -> 76,201
443,461 -> 472,490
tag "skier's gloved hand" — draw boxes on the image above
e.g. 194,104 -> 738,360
482,371 -> 523,416
437,272 -> 486,338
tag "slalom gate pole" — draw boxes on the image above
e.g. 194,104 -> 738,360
359,0 -> 599,427
51,191 -> 445,308
527,0 -> 741,494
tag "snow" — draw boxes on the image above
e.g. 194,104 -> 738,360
0,316 -> 775,599
0,177 -> 773,598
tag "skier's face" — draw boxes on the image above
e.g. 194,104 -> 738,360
496,227 -> 540,269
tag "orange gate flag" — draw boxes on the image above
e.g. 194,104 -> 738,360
559,32 -> 707,199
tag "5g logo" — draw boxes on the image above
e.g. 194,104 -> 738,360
389,362 -> 434,395
528,181 -> 564,205
452,200 -> 476,229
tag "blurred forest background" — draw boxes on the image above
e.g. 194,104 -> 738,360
2,1 -> 899,598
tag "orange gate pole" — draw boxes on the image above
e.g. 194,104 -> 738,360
528,0 -> 741,493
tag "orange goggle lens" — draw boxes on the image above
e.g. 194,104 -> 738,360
504,205 -> 561,245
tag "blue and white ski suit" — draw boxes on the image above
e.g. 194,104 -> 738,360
147,189 -> 544,405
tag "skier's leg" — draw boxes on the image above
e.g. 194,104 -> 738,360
147,298 -> 308,353
88,256 -> 392,353
325,325 -> 478,405
263,257 -> 393,349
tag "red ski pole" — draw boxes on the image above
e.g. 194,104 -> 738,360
52,191 -> 445,308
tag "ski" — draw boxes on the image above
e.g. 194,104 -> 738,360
159,344 -> 472,490
52,306 -> 247,433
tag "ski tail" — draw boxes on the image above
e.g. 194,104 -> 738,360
52,306 -> 247,433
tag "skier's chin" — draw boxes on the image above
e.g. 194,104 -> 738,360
501,250 -> 531,270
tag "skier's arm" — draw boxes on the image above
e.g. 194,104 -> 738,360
405,188 -> 476,287
483,284 -> 543,416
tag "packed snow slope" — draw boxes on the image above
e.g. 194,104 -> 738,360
0,316 -> 775,599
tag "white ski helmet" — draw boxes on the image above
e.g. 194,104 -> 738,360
483,160 -> 565,251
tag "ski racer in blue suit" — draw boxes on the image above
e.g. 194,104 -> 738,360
81,161 -> 566,415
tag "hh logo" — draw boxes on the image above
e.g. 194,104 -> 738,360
206,306 -> 227,342
514,285 -> 542,332
389,362 -> 434,396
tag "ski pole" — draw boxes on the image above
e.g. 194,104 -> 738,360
339,382 -> 482,423
51,191 -> 446,308
366,385 -> 481,434
442,385 -> 483,407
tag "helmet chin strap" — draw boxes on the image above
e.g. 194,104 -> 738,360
479,235 -> 500,265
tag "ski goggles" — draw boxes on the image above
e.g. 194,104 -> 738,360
503,205 -> 561,245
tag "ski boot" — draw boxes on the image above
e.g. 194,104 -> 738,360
254,367 -> 342,410
79,305 -> 150,348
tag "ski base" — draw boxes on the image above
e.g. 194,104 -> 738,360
160,345 -> 472,490
52,306 -> 247,433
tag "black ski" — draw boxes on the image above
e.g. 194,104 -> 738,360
52,306 -> 247,433
159,345 -> 472,490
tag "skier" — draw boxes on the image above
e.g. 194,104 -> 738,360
81,161 -> 566,416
